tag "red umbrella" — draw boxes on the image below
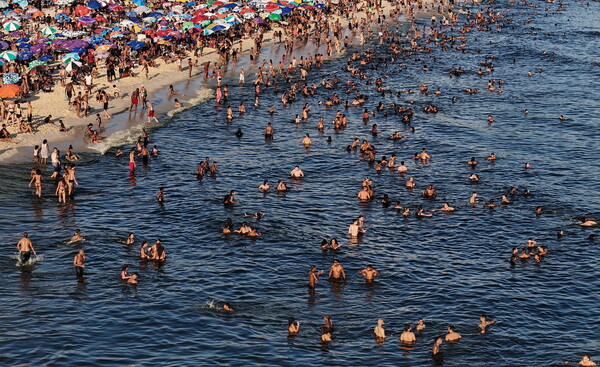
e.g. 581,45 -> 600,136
75,5 -> 90,16
95,15 -> 107,21
192,15 -> 208,22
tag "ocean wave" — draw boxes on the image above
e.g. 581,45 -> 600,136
88,88 -> 214,154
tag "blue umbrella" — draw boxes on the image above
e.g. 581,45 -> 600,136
17,43 -> 31,49
87,0 -> 101,9
0,41 -> 8,50
55,13 -> 70,22
125,11 -> 136,17
222,2 -> 237,8
17,51 -> 34,60
38,54 -> 53,61
315,3 -> 326,9
129,17 -> 142,23
132,0 -> 145,5
16,37 -> 29,43
147,11 -> 163,17
281,7 -> 291,14
71,47 -> 87,53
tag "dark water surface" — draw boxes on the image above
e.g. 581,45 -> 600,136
1,1 -> 599,366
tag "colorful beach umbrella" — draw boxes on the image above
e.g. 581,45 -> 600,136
0,84 -> 20,98
2,72 -> 20,84
17,51 -> 33,60
40,25 -> 58,35
28,60 -> 46,69
65,60 -> 82,71
3,20 -> 21,31
0,50 -> 17,61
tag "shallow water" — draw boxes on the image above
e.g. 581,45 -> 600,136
1,1 -> 599,366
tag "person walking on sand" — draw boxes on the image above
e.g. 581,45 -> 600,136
146,101 -> 158,123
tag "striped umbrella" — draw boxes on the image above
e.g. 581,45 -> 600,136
40,25 -> 58,35
65,60 -> 82,71
62,52 -> 80,63
2,20 -> 21,31
0,50 -> 18,61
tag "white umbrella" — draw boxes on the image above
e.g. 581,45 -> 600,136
134,5 -> 150,14
65,60 -> 82,72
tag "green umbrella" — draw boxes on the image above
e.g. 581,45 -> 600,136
181,21 -> 194,30
268,13 -> 282,21
28,60 -> 47,69
0,50 -> 18,61
3,20 -> 21,31
40,25 -> 58,35
200,19 -> 211,27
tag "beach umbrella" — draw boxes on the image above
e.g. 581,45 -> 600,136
143,16 -> 157,22
0,41 -> 8,50
253,16 -> 265,23
17,51 -> 33,60
3,72 -> 20,84
94,50 -> 110,59
65,60 -> 82,71
134,5 -> 150,13
13,0 -> 28,8
95,44 -> 113,51
74,5 -> 90,16
55,0 -> 75,4
78,16 -> 96,24
268,13 -> 282,20
132,0 -> 146,5
16,37 -> 29,43
28,60 -> 46,69
3,20 -> 21,31
62,53 -> 80,63
95,15 -> 107,22
38,54 -> 53,61
70,47 -> 87,53
30,44 -> 47,53
120,20 -> 134,27
40,25 -> 58,35
0,50 -> 17,61
0,84 -> 20,98
0,1 -> 8,8
108,4 -> 124,11
87,0 -> 101,9
17,42 -> 31,49
55,13 -> 70,23
181,21 -> 194,30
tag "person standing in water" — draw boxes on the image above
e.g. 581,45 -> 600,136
16,232 -> 37,264
73,249 -> 86,278
374,319 -> 386,339
432,336 -> 444,364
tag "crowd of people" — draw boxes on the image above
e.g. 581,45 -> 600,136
11,0 -> 597,364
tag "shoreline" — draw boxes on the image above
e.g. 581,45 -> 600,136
0,0 -> 446,164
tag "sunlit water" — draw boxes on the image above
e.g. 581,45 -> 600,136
1,1 -> 599,365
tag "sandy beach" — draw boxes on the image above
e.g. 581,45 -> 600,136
0,0 -> 442,163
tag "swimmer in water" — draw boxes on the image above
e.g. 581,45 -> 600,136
308,265 -> 324,289
469,192 -> 479,205
416,318 -> 426,331
244,212 -> 265,220
374,319 -> 386,339
400,324 -> 416,343
70,229 -> 85,242
276,180 -> 287,191
139,241 -> 150,259
223,303 -> 234,312
290,166 -> 304,178
580,218 -> 597,227
288,317 -> 300,335
127,273 -> 138,284
432,202 -> 455,212
445,325 -> 461,342
328,259 -> 346,281
487,153 -> 496,161
258,180 -> 270,191
125,233 -> 135,245
16,232 -> 37,264
301,133 -> 312,147
478,315 -> 496,334
120,264 -> 131,280
432,336 -> 444,364
358,265 -> 380,283
157,187 -> 165,202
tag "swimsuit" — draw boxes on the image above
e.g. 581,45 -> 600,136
19,251 -> 31,263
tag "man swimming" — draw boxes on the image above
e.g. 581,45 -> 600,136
70,229 -> 85,242
374,319 -> 386,339
445,325 -> 461,342
290,166 -> 304,178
